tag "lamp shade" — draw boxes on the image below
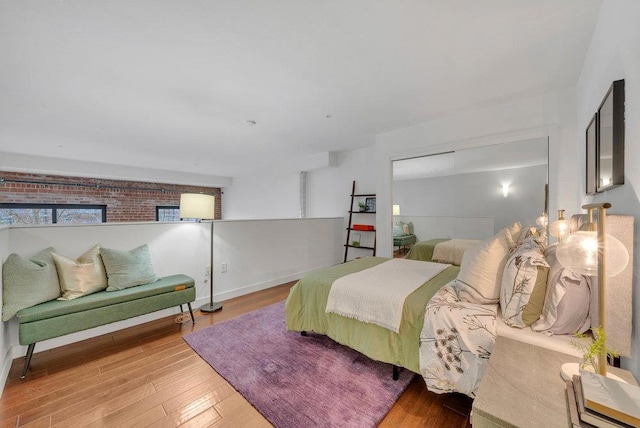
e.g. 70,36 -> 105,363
556,230 -> 629,277
179,193 -> 215,220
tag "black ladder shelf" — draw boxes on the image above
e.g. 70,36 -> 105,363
344,180 -> 376,263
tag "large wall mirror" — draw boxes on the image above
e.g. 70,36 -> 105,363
392,137 -> 548,255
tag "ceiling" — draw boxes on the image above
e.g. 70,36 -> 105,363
0,1 -> 602,183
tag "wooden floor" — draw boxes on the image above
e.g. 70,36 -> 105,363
1,282 -> 472,427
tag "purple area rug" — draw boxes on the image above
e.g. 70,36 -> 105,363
183,300 -> 415,427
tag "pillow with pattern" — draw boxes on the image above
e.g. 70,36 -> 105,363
500,237 -> 550,327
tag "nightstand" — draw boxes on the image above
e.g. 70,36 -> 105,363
472,336 -> 636,428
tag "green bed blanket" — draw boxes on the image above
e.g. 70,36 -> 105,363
405,238 -> 450,262
285,256 -> 459,374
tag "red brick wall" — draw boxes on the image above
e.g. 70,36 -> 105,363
0,171 -> 222,222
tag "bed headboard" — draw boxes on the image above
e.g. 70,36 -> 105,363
570,214 -> 634,358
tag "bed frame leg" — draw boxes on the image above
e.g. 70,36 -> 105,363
21,343 -> 35,379
301,331 -> 307,336
392,365 -> 400,381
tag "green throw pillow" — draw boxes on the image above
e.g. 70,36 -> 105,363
100,244 -> 158,291
2,247 -> 61,321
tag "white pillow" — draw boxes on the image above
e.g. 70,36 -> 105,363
531,244 -> 591,335
52,244 -> 108,300
500,238 -> 549,328
505,222 -> 522,248
457,228 -> 511,304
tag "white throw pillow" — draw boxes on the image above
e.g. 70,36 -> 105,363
532,244 -> 591,335
457,228 -> 511,304
505,222 -> 522,248
53,244 -> 108,300
500,238 -> 550,328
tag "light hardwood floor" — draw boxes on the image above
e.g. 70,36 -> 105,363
1,282 -> 472,427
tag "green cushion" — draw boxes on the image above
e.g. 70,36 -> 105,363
100,244 -> 158,291
2,248 -> 61,321
18,283 -> 195,346
393,235 -> 416,246
16,274 -> 193,323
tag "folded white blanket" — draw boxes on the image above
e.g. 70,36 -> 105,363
432,239 -> 480,265
326,258 -> 450,333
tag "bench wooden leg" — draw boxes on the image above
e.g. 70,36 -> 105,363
187,303 -> 195,324
21,343 -> 35,379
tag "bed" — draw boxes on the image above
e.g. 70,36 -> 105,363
405,238 -> 480,265
285,256 -> 459,374
285,215 -> 634,397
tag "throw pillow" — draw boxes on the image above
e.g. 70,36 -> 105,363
2,247 -> 61,321
393,223 -> 404,237
531,244 -> 591,335
512,224 -> 548,249
505,221 -> 522,248
100,244 -> 158,291
500,237 -> 550,328
52,244 -> 108,300
457,228 -> 511,304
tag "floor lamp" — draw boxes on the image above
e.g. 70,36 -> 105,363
556,203 -> 629,379
180,193 -> 223,313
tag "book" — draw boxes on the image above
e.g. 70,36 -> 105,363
573,375 -> 633,428
565,379 -> 588,427
580,371 -> 640,427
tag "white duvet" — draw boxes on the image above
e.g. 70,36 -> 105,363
432,239 -> 480,265
420,280 -> 497,397
326,258 -> 450,333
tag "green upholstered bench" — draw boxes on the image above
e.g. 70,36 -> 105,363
16,274 -> 196,378
393,234 -> 416,250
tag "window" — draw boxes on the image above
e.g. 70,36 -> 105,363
156,206 -> 181,222
0,204 -> 106,225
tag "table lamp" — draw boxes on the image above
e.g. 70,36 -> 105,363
556,203 -> 630,379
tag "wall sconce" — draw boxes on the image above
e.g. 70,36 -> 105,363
549,209 -> 569,241
502,183 -> 510,198
392,205 -> 400,216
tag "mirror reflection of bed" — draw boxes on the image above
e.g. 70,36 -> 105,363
392,138 -> 548,261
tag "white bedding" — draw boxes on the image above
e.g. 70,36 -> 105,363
432,239 -> 480,265
420,284 -> 580,397
326,258 -> 450,333
495,307 -> 580,358
420,280 -> 497,397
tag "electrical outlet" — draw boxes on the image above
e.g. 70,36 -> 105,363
221,263 -> 228,273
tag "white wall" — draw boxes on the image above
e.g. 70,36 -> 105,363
0,227 -> 10,392
222,146 -> 376,220
222,172 -> 302,220
375,90 -> 576,259
576,0 -> 640,376
212,218 -> 343,300
393,164 -> 547,235
0,218 -> 342,394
